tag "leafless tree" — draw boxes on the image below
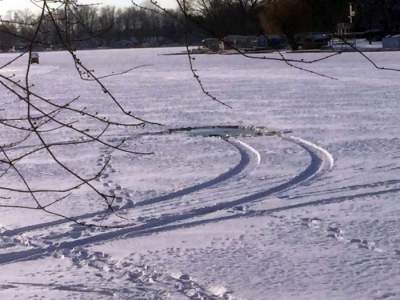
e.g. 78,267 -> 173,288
0,0 -> 162,228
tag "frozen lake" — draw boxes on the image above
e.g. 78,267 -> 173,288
1,47 -> 400,299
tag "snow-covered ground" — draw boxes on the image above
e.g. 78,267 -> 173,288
1,48 -> 400,299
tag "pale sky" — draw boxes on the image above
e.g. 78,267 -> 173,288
0,0 -> 177,15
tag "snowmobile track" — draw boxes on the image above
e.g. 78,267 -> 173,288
0,134 -> 334,266
2,138 -> 259,238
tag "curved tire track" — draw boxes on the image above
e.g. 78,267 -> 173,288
275,135 -> 334,193
2,138 -> 259,238
131,134 -> 333,218
133,138 -> 260,208
0,135 -> 334,265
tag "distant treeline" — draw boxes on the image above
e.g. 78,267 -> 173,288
0,0 -> 399,52
0,5 -> 194,51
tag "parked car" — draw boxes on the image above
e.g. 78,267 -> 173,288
201,38 -> 223,52
296,32 -> 331,50
30,53 -> 39,64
